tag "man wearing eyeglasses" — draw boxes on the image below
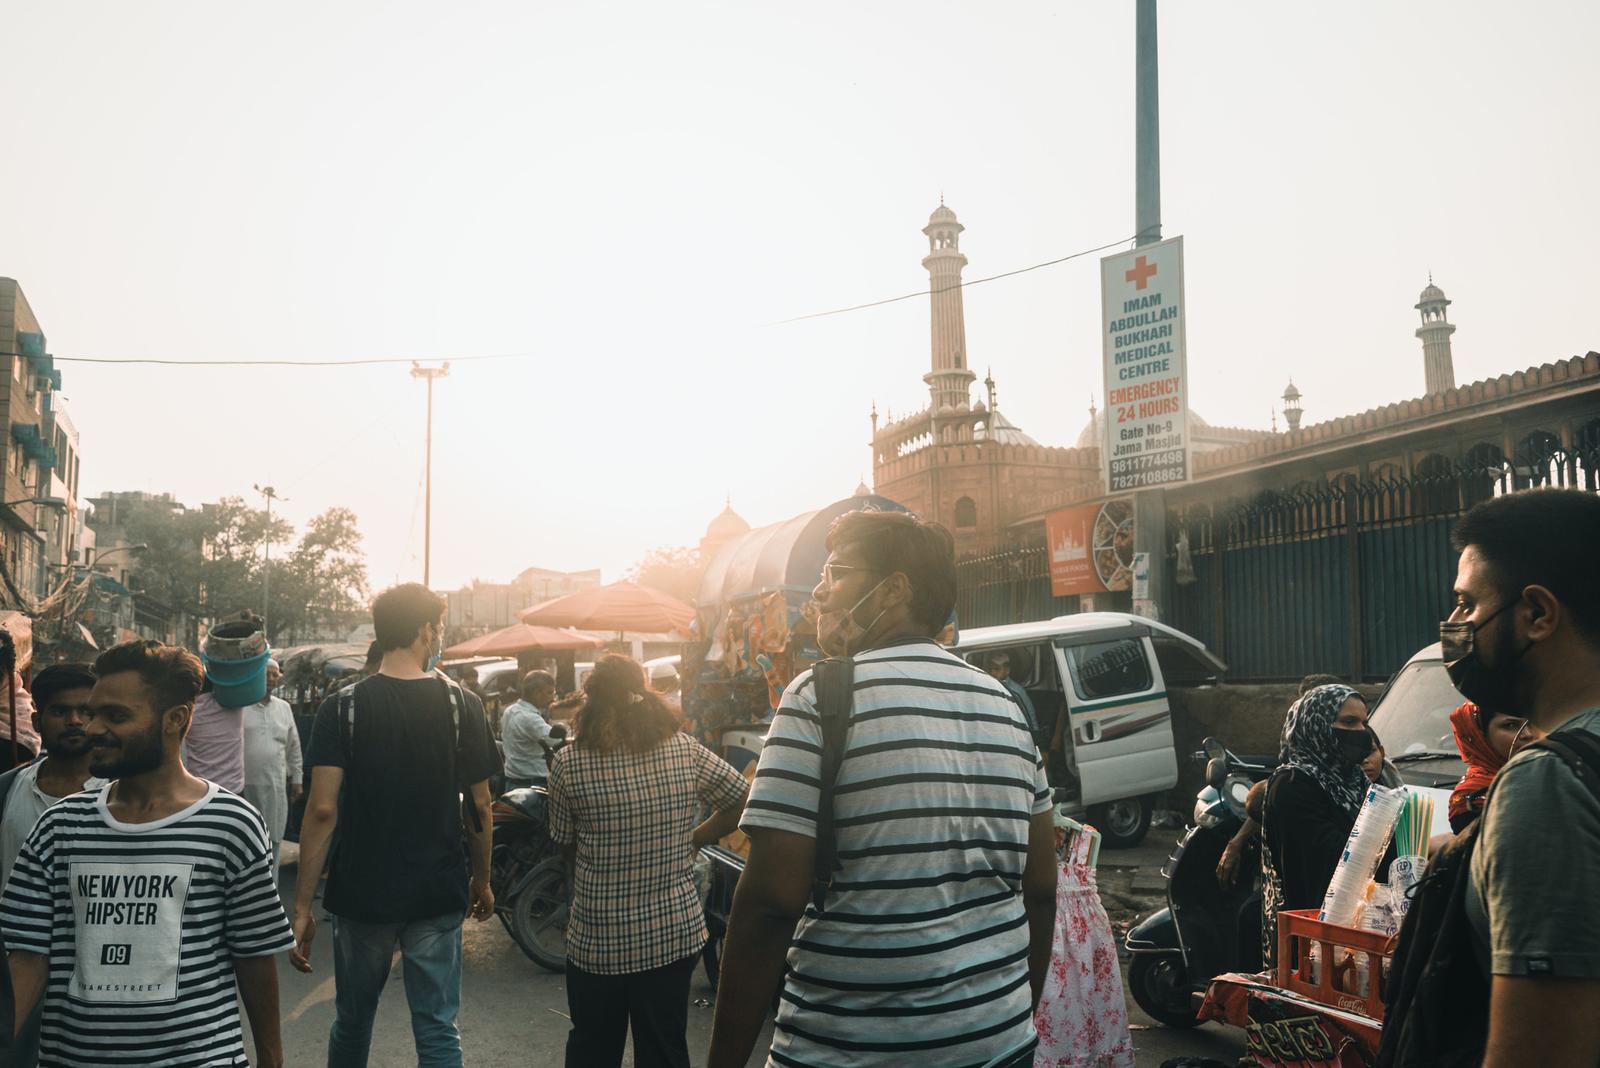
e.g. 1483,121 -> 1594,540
0,663 -> 106,886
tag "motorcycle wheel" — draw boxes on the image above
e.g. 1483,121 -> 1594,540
1128,954 -> 1200,1028
510,857 -> 570,974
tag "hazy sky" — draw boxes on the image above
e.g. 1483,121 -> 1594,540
3,1 -> 1595,591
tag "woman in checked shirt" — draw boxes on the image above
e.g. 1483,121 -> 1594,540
546,654 -> 749,1068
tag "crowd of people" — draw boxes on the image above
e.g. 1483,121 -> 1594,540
0,488 -> 1594,1068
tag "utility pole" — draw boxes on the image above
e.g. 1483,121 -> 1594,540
1135,0 -> 1161,247
410,362 -> 450,587
254,483 -> 285,639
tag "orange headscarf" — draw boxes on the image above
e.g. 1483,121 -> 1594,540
1449,701 -> 1505,823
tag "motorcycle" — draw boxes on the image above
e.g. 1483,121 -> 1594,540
489,727 -> 571,972
1125,737 -> 1272,1027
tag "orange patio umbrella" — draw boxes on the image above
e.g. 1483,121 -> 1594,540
517,580 -> 695,635
443,622 -> 605,660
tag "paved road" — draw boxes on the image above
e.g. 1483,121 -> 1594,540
266,829 -> 1244,1066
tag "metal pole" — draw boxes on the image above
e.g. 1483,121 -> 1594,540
410,362 -> 451,588
254,484 -> 283,638
1135,0 -> 1161,247
424,374 -> 433,587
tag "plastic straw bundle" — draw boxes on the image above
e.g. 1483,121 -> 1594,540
1388,789 -> 1435,922
1393,790 -> 1434,860
1320,783 -> 1404,926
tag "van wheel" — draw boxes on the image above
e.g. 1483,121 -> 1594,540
1090,796 -> 1152,849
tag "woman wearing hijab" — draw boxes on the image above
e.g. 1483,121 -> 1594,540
1259,683 -> 1377,967
1447,701 -> 1535,832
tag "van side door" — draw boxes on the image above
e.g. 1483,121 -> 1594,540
1055,629 -> 1178,806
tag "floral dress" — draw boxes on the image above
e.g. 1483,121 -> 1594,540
1033,829 -> 1136,1068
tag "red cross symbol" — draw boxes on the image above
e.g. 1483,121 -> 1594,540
1125,255 -> 1158,290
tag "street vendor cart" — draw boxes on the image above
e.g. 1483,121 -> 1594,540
1200,909 -> 1396,1067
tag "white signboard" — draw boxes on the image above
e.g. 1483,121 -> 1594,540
1100,235 -> 1189,492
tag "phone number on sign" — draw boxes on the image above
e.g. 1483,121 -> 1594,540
1109,448 -> 1185,490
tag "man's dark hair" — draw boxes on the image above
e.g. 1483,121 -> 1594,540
522,670 -> 555,699
30,663 -> 97,710
364,640 -> 383,670
372,583 -> 448,651
825,510 -> 957,635
92,640 -> 205,713
1299,672 -> 1344,696
1453,488 -> 1600,641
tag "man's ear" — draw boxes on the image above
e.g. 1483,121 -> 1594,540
885,571 -> 914,609
167,702 -> 194,739
1523,585 -> 1562,642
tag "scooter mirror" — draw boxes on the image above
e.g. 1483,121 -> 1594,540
1206,757 -> 1228,790
1203,737 -> 1226,762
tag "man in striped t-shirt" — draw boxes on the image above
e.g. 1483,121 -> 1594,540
708,511 -> 1058,1068
2,640 -> 294,1068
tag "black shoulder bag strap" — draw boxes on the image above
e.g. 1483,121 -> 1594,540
1530,728 -> 1600,805
811,656 -> 855,915
435,673 -> 480,834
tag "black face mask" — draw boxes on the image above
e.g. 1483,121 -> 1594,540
1333,727 -> 1376,767
1440,598 -> 1530,718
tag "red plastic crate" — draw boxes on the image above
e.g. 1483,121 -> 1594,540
1276,908 -> 1398,1021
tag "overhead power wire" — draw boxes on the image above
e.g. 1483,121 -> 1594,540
42,231 -> 1144,365
766,232 -> 1141,325
50,352 -> 517,367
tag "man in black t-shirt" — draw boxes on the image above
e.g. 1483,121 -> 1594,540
290,584 -> 499,1068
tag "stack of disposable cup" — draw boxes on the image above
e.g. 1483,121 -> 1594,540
1319,784 -> 1404,926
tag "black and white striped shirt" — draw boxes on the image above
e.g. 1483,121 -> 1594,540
0,782 -> 294,1068
741,638 -> 1052,1068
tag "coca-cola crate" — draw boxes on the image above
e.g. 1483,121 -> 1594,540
1276,908 -> 1398,1021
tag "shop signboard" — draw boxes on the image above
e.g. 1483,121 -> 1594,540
1045,498 -> 1135,597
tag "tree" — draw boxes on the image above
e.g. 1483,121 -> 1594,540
626,545 -> 703,604
110,495 -> 369,645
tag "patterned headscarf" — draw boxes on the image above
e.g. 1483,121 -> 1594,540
1278,683 -> 1369,819
1448,701 -> 1505,823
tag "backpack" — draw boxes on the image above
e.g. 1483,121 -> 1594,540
810,656 -> 854,914
337,673 -> 483,834
1376,727 -> 1600,1068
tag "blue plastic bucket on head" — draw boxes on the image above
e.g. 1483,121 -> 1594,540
202,619 -> 271,707
204,648 -> 270,707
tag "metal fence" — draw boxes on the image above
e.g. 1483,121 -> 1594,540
956,447 -> 1599,681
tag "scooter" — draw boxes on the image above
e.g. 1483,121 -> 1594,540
1124,737 -> 1272,1027
489,726 -> 571,973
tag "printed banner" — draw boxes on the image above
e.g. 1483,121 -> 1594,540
1100,236 -> 1190,492
1046,498 -> 1135,597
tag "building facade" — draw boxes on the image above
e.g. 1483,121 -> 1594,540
0,279 -> 79,606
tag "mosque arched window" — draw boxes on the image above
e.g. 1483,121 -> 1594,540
1513,431 -> 1565,489
954,497 -> 978,529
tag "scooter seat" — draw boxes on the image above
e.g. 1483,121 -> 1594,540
498,787 -> 549,822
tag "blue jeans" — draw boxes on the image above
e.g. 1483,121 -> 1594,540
328,911 -> 465,1068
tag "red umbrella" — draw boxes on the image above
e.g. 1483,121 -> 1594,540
517,580 -> 695,635
443,623 -> 605,660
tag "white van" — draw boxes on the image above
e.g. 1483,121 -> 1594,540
950,612 -> 1226,848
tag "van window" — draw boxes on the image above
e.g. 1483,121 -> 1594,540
1066,639 -> 1152,701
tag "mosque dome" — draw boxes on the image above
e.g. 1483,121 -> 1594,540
983,408 -> 1039,447
704,501 -> 750,542
928,203 -> 959,226
1416,281 -> 1449,308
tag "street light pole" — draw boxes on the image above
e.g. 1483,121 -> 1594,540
1135,0 -> 1161,247
254,484 -> 284,638
410,362 -> 450,588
